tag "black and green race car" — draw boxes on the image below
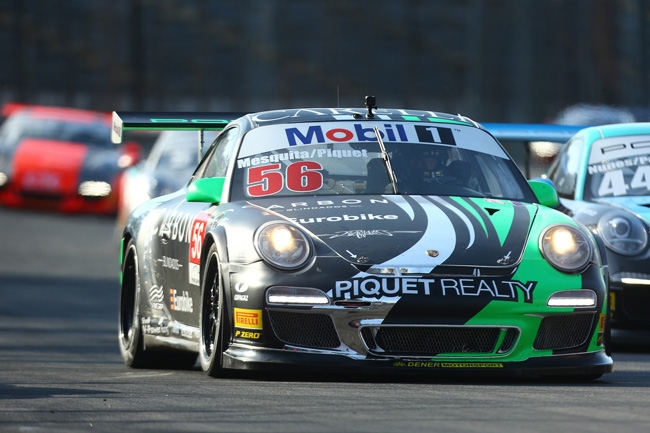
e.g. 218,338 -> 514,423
114,98 -> 613,379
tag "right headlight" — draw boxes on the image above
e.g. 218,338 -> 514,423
597,210 -> 648,256
540,224 -> 592,273
255,222 -> 312,270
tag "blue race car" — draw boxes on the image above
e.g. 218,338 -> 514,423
542,123 -> 650,332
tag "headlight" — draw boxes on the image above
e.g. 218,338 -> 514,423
256,222 -> 311,270
597,210 -> 648,256
0,172 -> 7,187
78,181 -> 112,197
540,224 -> 592,272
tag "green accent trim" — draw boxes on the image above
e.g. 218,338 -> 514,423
427,118 -> 472,126
186,177 -> 225,204
122,126 -> 226,131
119,238 -> 124,285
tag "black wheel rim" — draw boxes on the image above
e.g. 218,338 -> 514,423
202,257 -> 220,360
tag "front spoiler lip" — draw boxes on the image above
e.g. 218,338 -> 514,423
222,346 -> 613,378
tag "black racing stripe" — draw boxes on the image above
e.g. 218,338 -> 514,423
499,205 -> 533,258
462,197 -> 502,250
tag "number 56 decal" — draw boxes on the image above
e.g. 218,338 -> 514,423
247,161 -> 323,197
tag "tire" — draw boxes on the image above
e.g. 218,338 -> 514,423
118,239 -> 150,367
119,239 -> 198,369
199,244 -> 228,377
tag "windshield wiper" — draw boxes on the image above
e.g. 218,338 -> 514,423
373,126 -> 399,194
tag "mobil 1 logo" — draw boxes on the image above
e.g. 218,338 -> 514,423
414,125 -> 457,146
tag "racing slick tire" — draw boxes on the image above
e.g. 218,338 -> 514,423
199,244 -> 228,377
119,239 -> 197,369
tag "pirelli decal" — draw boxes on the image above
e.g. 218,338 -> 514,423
234,308 -> 263,329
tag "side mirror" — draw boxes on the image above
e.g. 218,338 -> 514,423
186,177 -> 225,204
529,180 -> 559,208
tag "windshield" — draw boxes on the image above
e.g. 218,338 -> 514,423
0,113 -> 113,150
231,121 -> 534,202
584,134 -> 650,200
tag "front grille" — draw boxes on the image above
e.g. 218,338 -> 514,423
268,311 -> 340,349
361,326 -> 513,356
533,313 -> 595,351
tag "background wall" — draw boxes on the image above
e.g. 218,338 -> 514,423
1,0 -> 649,122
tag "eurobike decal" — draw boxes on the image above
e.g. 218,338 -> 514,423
170,288 -> 194,313
234,308 -> 263,329
393,361 -> 504,368
189,212 -> 210,286
329,277 -> 537,302
288,214 -> 399,224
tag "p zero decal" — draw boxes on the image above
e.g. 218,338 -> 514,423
189,212 -> 210,286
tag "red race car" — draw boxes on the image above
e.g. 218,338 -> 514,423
0,103 -> 141,215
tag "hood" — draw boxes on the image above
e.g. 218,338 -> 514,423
12,138 -> 88,195
594,196 -> 650,224
252,195 -> 537,271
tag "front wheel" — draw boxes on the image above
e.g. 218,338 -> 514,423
199,244 -> 228,377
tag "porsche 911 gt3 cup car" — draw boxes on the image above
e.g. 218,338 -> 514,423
114,99 -> 613,379
543,122 -> 650,332
0,103 -> 141,215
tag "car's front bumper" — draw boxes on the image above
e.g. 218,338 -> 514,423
222,344 -> 613,378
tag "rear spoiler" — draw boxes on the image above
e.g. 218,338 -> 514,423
483,123 -> 588,178
111,111 -> 248,144
483,123 -> 586,143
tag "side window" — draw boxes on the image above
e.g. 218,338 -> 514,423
199,127 -> 240,179
549,137 -> 583,199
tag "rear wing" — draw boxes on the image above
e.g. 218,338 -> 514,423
483,123 -> 586,143
483,123 -> 587,178
111,111 -> 248,144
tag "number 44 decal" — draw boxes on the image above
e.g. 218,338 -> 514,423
247,161 -> 324,197
598,165 -> 650,196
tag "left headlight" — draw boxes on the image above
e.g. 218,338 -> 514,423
255,222 -> 312,270
597,210 -> 648,256
540,224 -> 592,273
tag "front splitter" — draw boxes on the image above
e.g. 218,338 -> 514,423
221,346 -> 613,379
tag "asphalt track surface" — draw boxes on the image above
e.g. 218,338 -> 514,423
1,206 -> 650,433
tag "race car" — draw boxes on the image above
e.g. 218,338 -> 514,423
0,103 -> 141,215
542,123 -> 650,332
115,98 -> 613,379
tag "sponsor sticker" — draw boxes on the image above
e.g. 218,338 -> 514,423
189,212 -> 210,286
234,308 -> 263,329
330,277 -> 537,302
393,361 -> 504,368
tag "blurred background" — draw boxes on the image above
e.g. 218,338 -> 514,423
1,0 -> 649,122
